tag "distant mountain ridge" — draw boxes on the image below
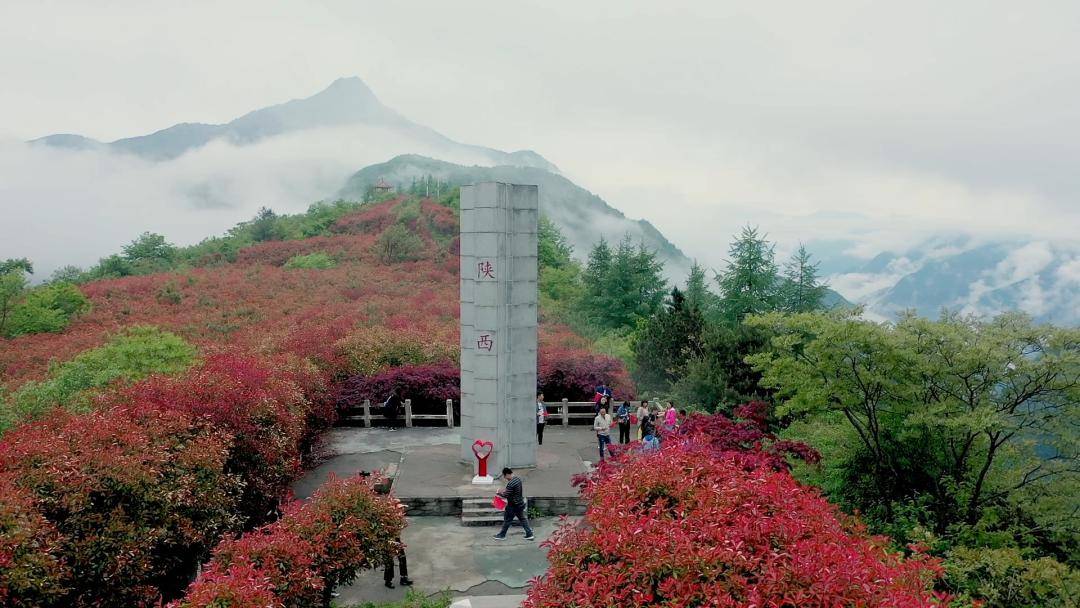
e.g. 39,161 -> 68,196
32,77 -> 556,170
824,236 -> 1080,325
339,154 -> 693,277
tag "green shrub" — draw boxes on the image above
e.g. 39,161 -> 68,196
1,281 -> 90,338
376,225 -> 423,263
944,547 -> 1079,608
1,326 -> 197,433
284,252 -> 337,270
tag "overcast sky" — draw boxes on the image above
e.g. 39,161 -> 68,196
2,0 -> 1078,274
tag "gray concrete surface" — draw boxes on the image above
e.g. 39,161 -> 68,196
290,426 -> 596,605
459,182 -> 540,470
333,516 -> 569,605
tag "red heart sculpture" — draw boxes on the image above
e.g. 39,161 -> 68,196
471,440 -> 493,460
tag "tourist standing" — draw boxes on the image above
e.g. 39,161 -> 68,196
616,401 -> 631,444
664,402 -> 677,431
493,468 -> 535,541
536,393 -> 547,446
383,390 -> 402,430
382,538 -> 413,589
593,406 -> 613,461
636,400 -> 650,439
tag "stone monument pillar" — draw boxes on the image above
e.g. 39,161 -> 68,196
459,182 -> 539,471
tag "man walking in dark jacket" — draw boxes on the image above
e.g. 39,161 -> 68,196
492,467 -> 535,541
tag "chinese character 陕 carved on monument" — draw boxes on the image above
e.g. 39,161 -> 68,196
477,260 -> 495,279
477,334 -> 494,351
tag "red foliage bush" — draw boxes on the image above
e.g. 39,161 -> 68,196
0,476 -> 69,608
171,475 -> 405,608
528,438 -> 949,608
338,361 -> 460,415
0,406 -> 240,607
538,350 -> 634,401
674,401 -> 821,470
108,352 -> 325,524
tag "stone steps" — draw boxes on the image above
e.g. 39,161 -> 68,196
461,498 -> 504,527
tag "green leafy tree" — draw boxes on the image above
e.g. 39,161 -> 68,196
248,207 -> 282,243
747,310 -> 1080,546
122,232 -> 176,266
781,244 -> 828,313
632,287 -> 706,393
90,254 -> 134,279
49,265 -> 86,284
538,217 -> 574,270
538,219 -> 584,322
671,322 -> 773,412
0,269 -> 30,336
717,226 -> 779,324
0,258 -> 33,275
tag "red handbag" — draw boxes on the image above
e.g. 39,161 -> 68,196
630,414 -> 639,424
492,494 -> 507,510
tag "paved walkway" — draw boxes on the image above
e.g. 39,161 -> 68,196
332,515 -> 568,605
290,426 -> 606,605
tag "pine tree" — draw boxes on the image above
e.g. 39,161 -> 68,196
684,260 -> 719,319
781,244 -> 828,313
582,238 -> 612,300
632,286 -> 705,393
580,236 -> 666,330
717,226 -> 779,324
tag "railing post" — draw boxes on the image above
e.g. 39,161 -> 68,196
363,399 -> 371,428
446,399 -> 454,427
561,398 -> 569,426
405,398 -> 413,428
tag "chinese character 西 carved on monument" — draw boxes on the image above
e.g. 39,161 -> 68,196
476,334 -> 494,351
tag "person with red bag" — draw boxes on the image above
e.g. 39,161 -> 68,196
492,468 -> 535,541
636,400 -> 650,439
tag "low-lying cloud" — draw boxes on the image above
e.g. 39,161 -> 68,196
0,126 -> 496,279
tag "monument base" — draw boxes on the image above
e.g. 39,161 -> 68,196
471,475 -> 495,485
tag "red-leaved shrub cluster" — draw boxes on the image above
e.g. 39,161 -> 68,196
170,475 -> 405,608
338,361 -> 460,417
527,408 -> 950,608
0,353 -> 332,607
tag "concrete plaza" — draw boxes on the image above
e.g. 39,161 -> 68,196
291,425 -> 612,605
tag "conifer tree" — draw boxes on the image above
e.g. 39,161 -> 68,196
684,260 -> 719,319
717,226 -> 779,324
632,286 -> 705,392
781,244 -> 828,313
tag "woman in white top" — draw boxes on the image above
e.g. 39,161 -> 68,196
593,406 -> 613,461
636,399 -> 650,439
535,393 -> 547,446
